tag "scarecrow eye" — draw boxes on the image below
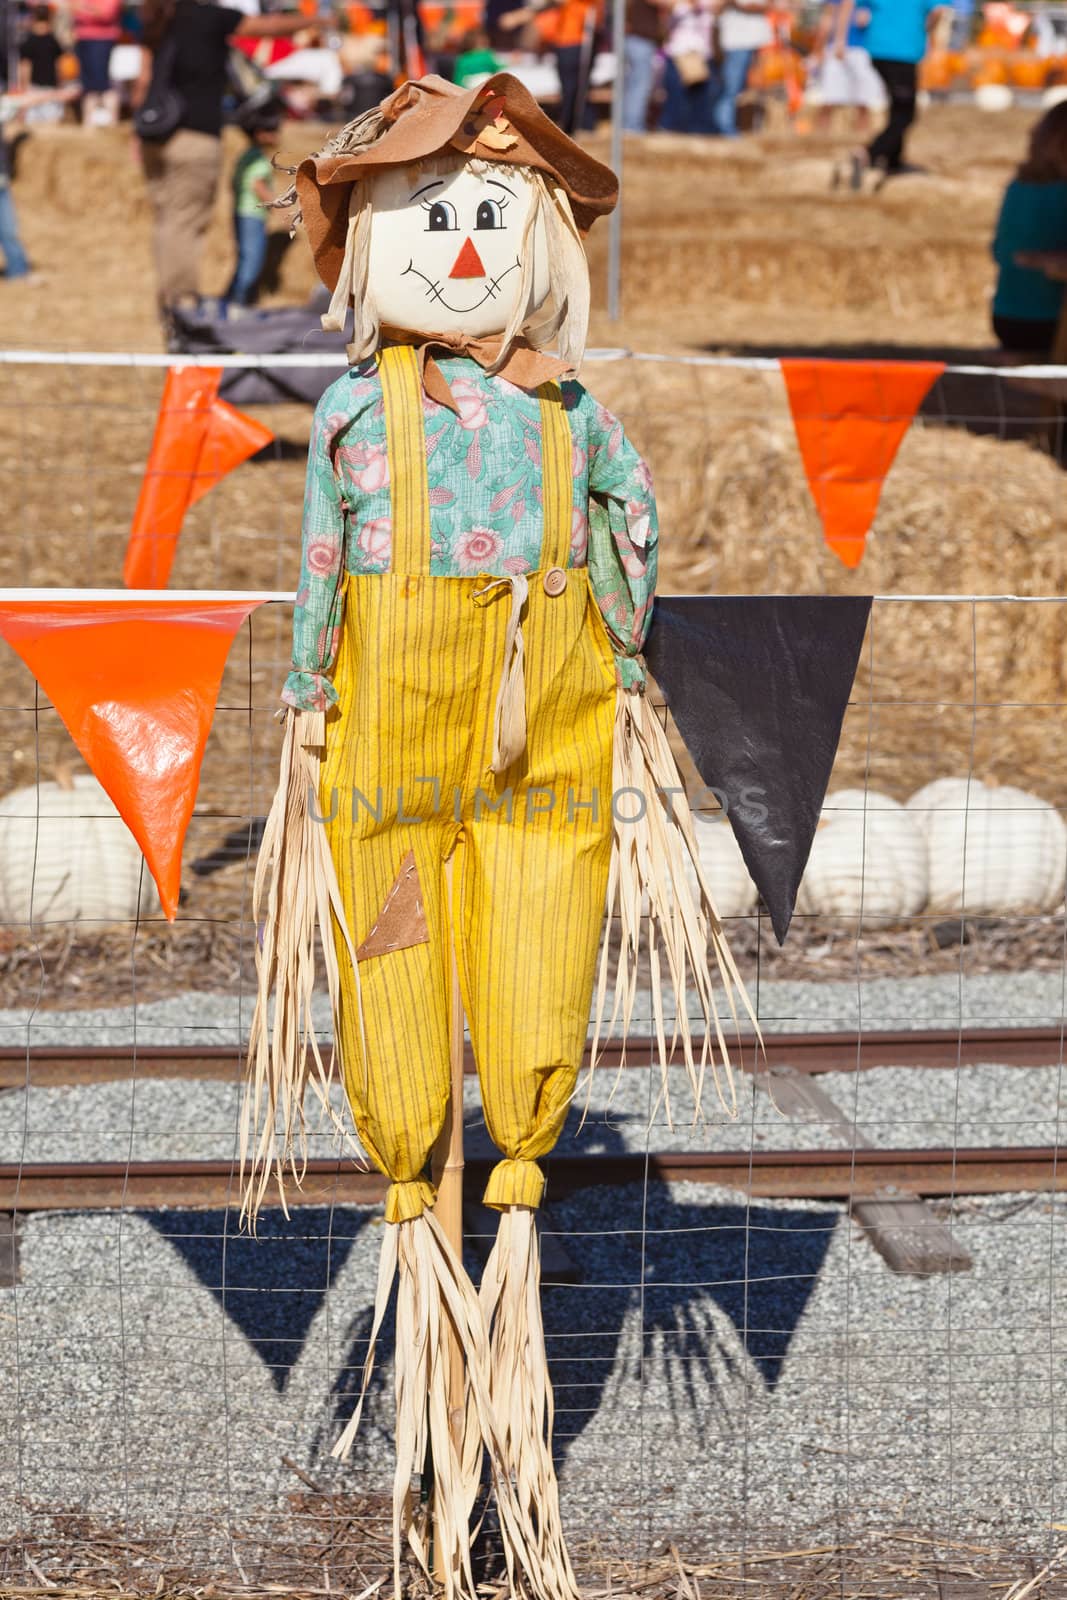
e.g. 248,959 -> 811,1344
424,200 -> 458,232
475,198 -> 506,230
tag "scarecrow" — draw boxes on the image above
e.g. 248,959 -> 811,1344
241,73 -> 753,1600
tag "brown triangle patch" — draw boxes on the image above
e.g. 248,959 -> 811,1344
356,849 -> 430,960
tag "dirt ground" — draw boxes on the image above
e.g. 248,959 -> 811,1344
1,103 -> 1065,1000
6,1489 -> 1067,1600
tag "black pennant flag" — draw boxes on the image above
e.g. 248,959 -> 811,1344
644,595 -> 872,944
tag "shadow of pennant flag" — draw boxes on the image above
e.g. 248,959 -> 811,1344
644,596 -> 872,944
146,1207 -> 373,1391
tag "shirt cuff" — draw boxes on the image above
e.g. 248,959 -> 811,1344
615,654 -> 647,692
281,670 -> 338,712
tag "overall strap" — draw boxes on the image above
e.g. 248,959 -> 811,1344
536,380 -> 573,571
378,345 -> 430,576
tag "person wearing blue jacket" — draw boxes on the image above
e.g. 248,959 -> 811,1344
992,103 -> 1067,356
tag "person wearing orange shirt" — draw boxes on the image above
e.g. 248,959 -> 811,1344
499,0 -> 599,132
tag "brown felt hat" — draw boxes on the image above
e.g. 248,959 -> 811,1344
295,73 -> 619,294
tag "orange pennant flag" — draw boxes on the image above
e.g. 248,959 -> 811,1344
780,359 -> 945,568
0,594 -> 265,919
123,368 -> 274,589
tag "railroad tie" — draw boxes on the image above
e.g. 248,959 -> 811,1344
0,1213 -> 20,1287
758,1066 -> 973,1277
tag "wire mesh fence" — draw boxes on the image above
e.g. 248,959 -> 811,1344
1,352 -> 1067,1596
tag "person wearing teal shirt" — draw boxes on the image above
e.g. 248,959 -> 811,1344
839,0 -> 948,186
863,0 -> 942,63
992,103 -> 1067,356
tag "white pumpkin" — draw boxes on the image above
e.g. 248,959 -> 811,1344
0,774 -> 162,926
687,814 -> 759,921
796,788 -> 928,927
975,83 -> 1014,113
906,778 -> 1066,914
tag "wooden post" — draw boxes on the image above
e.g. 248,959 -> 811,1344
431,855 -> 467,1578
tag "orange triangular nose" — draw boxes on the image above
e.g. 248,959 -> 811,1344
449,237 -> 486,279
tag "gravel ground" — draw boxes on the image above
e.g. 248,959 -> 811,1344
2,1184 -> 1066,1571
3,1057 -> 1067,1164
2,967 -> 1066,1047
3,977 -> 1067,1573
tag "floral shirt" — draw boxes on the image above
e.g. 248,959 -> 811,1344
282,355 -> 659,711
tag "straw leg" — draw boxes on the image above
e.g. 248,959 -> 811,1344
431,854 -> 467,1581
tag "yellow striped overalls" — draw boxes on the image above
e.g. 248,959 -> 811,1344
322,345 -> 616,1223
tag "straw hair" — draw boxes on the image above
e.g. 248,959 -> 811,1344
491,176 -> 589,375
592,689 -> 760,1126
321,182 -> 376,363
239,708 -> 364,1227
480,1206 -> 579,1600
333,1208 -> 566,1600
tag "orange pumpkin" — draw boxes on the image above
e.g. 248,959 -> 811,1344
973,59 -> 1009,86
978,23 -> 1015,50
752,46 -> 789,87
920,50 -> 952,90
57,50 -> 79,82
1010,56 -> 1047,89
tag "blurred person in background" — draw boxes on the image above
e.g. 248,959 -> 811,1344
659,0 -> 715,134
949,0 -> 973,49
844,0 -> 950,186
713,0 -> 770,137
0,93 -> 30,279
810,2 -> 885,154
337,34 -> 394,117
498,0 -> 599,134
72,0 -> 122,124
19,6 -> 62,89
452,25 -> 504,86
991,102 -> 1067,358
0,81 -> 76,279
134,0 -> 308,341
622,0 -> 671,132
225,101 -> 281,311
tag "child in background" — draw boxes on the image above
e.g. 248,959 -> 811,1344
813,2 -> 884,144
991,102 -> 1067,356
0,93 -> 29,281
452,27 -> 504,87
226,106 -> 282,313
19,7 -> 63,90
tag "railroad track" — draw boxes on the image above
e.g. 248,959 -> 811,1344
2,1028 -> 1064,1237
0,1147 -> 1064,1211
1,1024 -> 1064,1088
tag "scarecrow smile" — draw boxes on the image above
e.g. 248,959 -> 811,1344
401,258 -> 521,316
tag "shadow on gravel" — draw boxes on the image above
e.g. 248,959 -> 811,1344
541,1185 -> 836,1465
322,1172 -> 836,1472
145,1206 -> 375,1391
145,1167 -> 835,1458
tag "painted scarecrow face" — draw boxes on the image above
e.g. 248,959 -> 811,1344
366,163 -> 550,338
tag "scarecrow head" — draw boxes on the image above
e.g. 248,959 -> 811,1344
289,73 -> 618,367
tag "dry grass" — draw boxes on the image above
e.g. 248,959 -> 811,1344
0,103 -> 1064,1006
5,1493 -> 1067,1600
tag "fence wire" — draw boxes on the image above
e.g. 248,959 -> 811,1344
0,353 -> 1066,1596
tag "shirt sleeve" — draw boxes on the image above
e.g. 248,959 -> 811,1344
581,389 -> 659,692
281,396 -> 349,712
